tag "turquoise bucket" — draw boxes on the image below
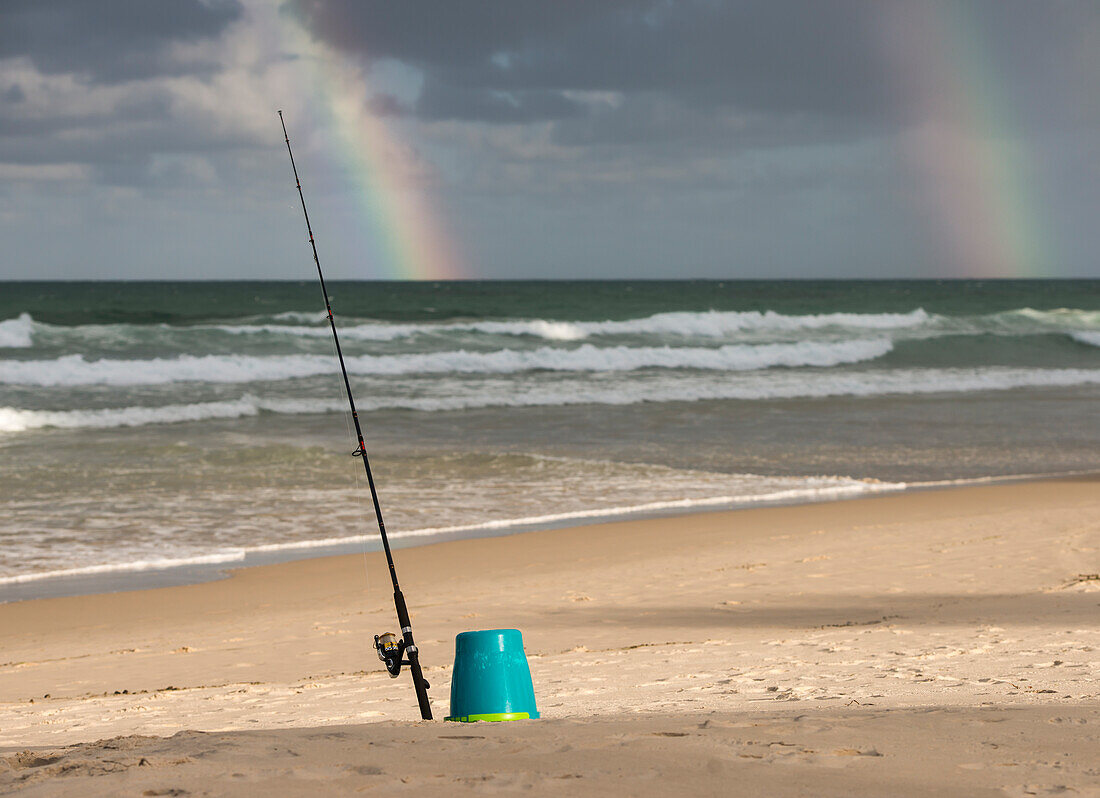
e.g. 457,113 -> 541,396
445,629 -> 539,722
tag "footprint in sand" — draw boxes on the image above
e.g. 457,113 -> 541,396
833,748 -> 883,757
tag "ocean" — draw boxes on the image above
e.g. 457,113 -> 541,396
1,279 -> 1098,597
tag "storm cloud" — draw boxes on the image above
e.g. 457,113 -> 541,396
1,0 -> 242,83
0,0 -> 1097,278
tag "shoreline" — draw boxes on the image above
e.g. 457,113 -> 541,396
1,475 -> 1095,706
2,469 -> 1092,605
1,474 -> 1097,793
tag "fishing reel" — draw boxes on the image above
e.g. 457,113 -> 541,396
374,633 -> 429,688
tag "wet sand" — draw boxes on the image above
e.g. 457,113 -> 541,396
1,477 -> 1098,795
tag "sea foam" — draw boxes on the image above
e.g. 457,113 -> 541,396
0,551 -> 247,585
0,398 -> 268,432
0,338 -> 894,386
4,366 -> 1098,433
0,475 -> 905,587
8,306 -> 1100,351
214,309 -> 931,342
0,313 -> 34,348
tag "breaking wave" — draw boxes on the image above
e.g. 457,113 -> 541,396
561,308 -> 933,337
6,306 -> 1100,350
0,338 -> 894,386
3,367 -> 1098,433
0,313 -> 33,348
154,309 -> 937,343
209,317 -> 592,342
0,397 -> 281,432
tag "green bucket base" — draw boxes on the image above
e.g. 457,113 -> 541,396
444,712 -> 536,723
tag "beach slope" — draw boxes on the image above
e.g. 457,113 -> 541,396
1,477 -> 1098,795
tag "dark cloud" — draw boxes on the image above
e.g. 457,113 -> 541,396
0,115 -> 260,189
293,0 -> 1100,145
0,81 -> 261,191
0,2 -> 256,190
289,0 -> 586,70
0,0 -> 242,83
292,0 -> 890,123
548,94 -> 875,153
0,95 -> 172,140
367,93 -> 408,117
415,81 -> 587,123
0,0 -> 1096,278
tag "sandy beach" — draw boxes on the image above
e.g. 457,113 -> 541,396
6,0 -> 1100,792
1,476 -> 1098,795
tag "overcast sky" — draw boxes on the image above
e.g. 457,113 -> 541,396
1,0 -> 1097,280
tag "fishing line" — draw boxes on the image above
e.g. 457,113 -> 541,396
314,294 -> 372,593
325,310 -> 372,595
279,110 -> 432,720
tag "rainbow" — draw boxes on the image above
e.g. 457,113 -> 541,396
875,3 -> 1055,278
256,3 -> 1054,280
260,2 -> 465,280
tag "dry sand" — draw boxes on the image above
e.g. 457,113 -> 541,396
1,477 -> 1098,796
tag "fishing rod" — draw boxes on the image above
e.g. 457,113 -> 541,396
278,110 -> 433,721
